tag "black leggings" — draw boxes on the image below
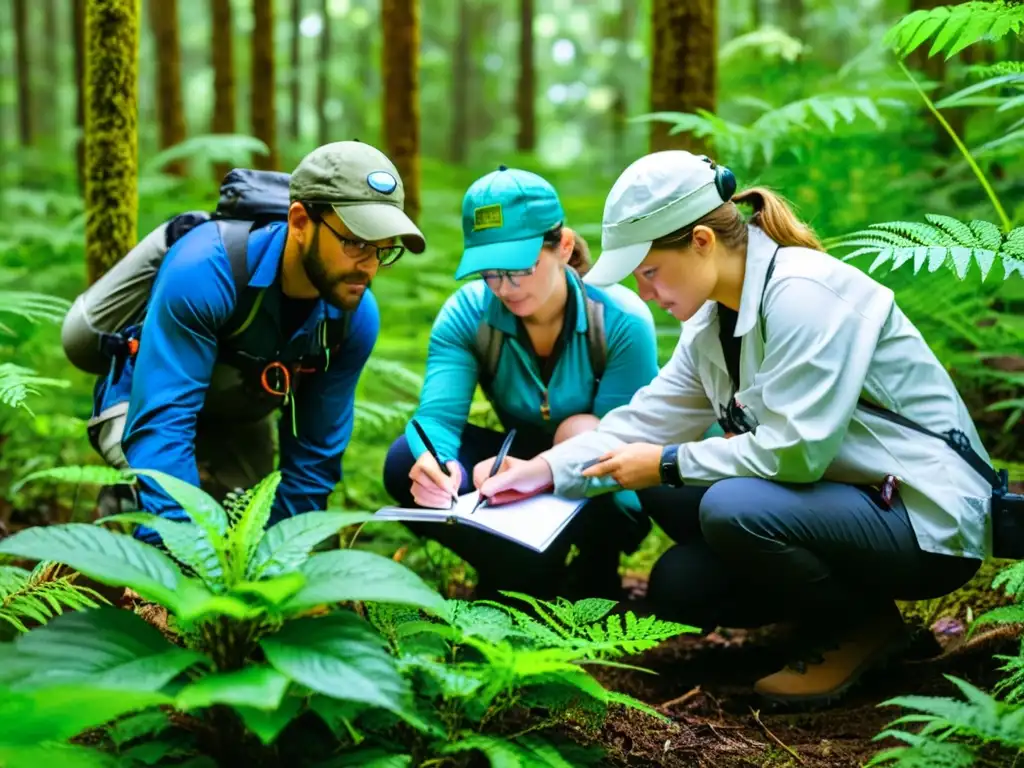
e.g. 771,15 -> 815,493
640,478 -> 982,633
382,423 -> 650,600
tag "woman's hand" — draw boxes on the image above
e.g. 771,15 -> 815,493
580,443 -> 663,491
409,452 -> 462,508
477,456 -> 554,506
472,454 -> 524,490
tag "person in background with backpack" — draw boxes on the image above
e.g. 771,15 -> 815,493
381,165 -> 660,600
475,150 -> 992,706
68,141 -> 425,538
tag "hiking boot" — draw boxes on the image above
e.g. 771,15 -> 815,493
753,602 -> 910,705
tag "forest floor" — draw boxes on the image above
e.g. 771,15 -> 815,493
568,572 -> 1021,768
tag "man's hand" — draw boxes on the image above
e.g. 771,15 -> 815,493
580,443 -> 663,491
409,452 -> 462,508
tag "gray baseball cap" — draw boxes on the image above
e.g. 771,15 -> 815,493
290,140 -> 426,254
584,151 -> 729,286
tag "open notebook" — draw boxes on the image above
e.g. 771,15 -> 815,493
374,491 -> 586,553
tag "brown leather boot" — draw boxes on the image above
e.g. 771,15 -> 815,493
753,602 -> 910,705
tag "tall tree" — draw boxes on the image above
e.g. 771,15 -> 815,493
317,0 -> 331,145
149,0 -> 187,175
44,0 -> 60,141
649,0 -> 717,155
74,0 -> 86,190
381,0 -> 420,222
210,0 -> 236,181
251,0 -> 279,170
291,0 -> 302,140
449,0 -> 470,163
84,0 -> 139,284
515,0 -> 535,152
13,0 -> 32,147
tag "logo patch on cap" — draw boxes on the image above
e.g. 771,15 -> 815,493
473,204 -> 503,231
367,171 -> 398,194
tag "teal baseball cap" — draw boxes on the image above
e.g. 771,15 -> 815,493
454,165 -> 565,280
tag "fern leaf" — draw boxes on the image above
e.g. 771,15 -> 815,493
864,733 -> 976,767
969,61 -> 1024,78
11,464 -> 135,494
226,472 -> 282,583
970,603 -> 1024,628
0,561 -> 104,633
0,363 -> 70,413
991,561 -> 1024,598
886,2 -> 1024,60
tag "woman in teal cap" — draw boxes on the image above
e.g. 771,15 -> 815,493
382,165 -> 660,600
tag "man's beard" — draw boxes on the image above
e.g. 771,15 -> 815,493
302,231 -> 369,311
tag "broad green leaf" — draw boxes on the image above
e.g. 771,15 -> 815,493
0,524 -> 184,610
119,739 -> 193,766
231,572 -> 306,606
98,513 -> 223,585
283,549 -> 446,615
261,613 -> 408,713
177,665 -> 290,711
11,465 -> 135,494
0,607 -> 205,692
0,685 -> 170,744
315,749 -> 412,768
134,470 -> 228,540
249,511 -> 377,579
173,579 -> 265,622
235,697 -> 303,745
105,710 -> 171,749
0,744 -> 122,768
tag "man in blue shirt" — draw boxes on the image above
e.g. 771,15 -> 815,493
87,141 -> 425,536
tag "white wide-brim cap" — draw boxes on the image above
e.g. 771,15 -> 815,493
583,150 -> 728,286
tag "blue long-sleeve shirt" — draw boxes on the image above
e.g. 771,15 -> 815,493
114,220 -> 378,523
404,272 -> 659,463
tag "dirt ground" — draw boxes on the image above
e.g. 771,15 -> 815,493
577,611 -> 1019,768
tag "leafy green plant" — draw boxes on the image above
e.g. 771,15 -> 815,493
0,561 -> 105,639
884,1 -> 1024,60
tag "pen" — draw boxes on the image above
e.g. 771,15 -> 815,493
472,428 -> 517,514
411,419 -> 458,509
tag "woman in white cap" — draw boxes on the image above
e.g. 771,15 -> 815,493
475,150 -> 992,706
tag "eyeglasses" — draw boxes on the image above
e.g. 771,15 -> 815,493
303,203 -> 406,267
475,226 -> 561,288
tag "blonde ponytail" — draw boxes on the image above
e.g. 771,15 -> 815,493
732,187 -> 823,251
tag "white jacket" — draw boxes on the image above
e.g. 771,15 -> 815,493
542,225 -> 993,560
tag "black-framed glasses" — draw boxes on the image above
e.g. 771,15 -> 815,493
474,226 -> 562,288
303,203 -> 406,267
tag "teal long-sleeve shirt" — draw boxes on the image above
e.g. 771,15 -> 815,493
405,271 -> 660,464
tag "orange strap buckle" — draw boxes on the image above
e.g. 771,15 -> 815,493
260,361 -> 292,397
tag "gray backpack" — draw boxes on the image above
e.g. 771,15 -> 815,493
473,279 -> 608,398
61,170 -> 293,375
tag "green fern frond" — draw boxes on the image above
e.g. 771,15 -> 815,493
993,652 -> 1024,703
0,290 -> 71,326
0,363 -> 70,414
226,472 -> 282,581
0,561 -> 105,634
363,358 -> 425,400
885,1 -> 1024,60
991,561 -> 1024,599
968,61 -> 1024,78
829,216 -> 1024,281
11,464 -> 136,494
864,731 -> 976,767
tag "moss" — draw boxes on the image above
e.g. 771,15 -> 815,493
898,557 -> 1017,628
649,0 -> 717,155
381,0 -> 421,223
84,0 -> 140,285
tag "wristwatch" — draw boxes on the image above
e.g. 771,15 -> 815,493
659,444 -> 684,487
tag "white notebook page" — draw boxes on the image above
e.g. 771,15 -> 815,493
451,491 -> 583,552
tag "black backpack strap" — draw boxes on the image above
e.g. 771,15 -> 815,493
584,295 -> 607,382
474,321 -> 504,389
215,219 -> 266,341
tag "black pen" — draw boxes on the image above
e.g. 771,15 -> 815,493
411,419 -> 458,509
472,428 -> 517,514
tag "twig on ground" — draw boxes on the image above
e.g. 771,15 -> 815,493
749,707 -> 806,765
659,685 -> 702,712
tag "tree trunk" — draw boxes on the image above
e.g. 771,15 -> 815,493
779,0 -> 803,38
381,0 -> 420,222
14,0 -> 32,147
210,0 -> 236,181
44,0 -> 60,141
317,0 -> 331,145
74,0 -> 86,190
611,0 -> 636,168
251,0 -> 279,170
448,0 -> 469,164
149,0 -> 187,175
649,0 -> 716,155
515,0 -> 535,152
84,0 -> 139,285
291,0 -> 302,140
